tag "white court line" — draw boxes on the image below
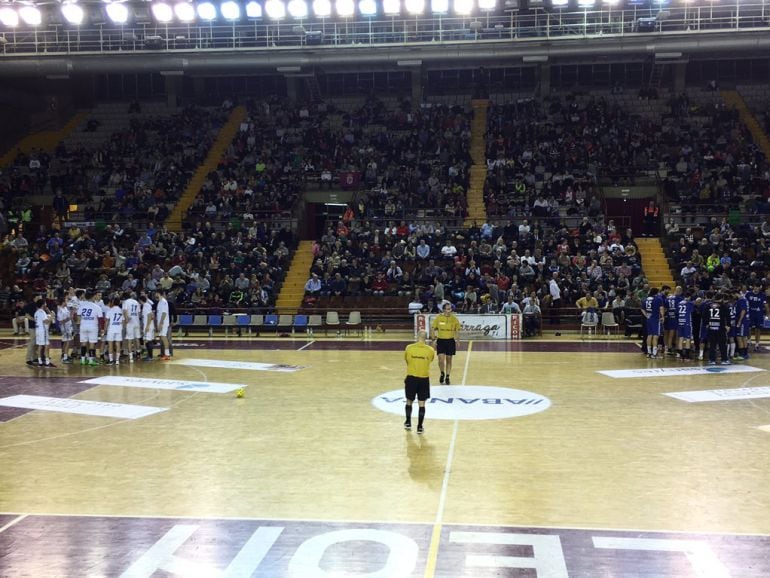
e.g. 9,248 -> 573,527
1,510 -> 769,537
0,514 -> 27,534
424,340 -> 472,577
297,341 -> 314,351
437,340 -> 473,522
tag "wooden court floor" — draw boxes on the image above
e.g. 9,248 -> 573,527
1,331 -> 770,577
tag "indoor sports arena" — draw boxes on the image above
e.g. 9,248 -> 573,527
2,0 -> 770,575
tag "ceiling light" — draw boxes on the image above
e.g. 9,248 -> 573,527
431,0 -> 448,12
336,0 -> 354,16
197,1 -> 217,18
245,0 -> 263,16
0,6 -> 19,27
454,0 -> 472,13
405,0 -> 424,13
174,2 -> 196,20
265,0 -> 286,17
106,2 -> 129,23
19,5 -> 42,26
61,3 -> 85,24
383,0 -> 399,13
287,0 -> 307,17
312,0 -> 331,15
152,2 -> 174,21
220,0 -> 241,19
359,0 -> 376,14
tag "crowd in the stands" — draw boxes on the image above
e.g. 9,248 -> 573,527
184,95 -> 472,228
1,105 -> 225,225
5,88 -> 770,333
0,218 -> 296,313
484,93 -> 769,220
665,215 -> 770,292
303,207 -> 647,332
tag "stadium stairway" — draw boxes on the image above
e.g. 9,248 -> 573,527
0,112 -> 87,168
635,237 -> 676,288
464,99 -> 489,228
165,105 -> 247,232
721,90 -> 770,160
275,240 -> 315,314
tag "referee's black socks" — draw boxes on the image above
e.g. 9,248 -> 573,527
418,407 -> 425,428
405,403 -> 413,423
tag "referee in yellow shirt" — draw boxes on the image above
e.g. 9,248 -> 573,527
431,302 -> 460,384
404,330 -> 435,434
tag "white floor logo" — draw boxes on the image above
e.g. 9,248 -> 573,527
372,386 -> 551,420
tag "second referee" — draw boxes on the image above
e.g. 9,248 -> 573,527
404,330 -> 435,434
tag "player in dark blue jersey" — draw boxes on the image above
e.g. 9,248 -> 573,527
642,287 -> 665,358
676,291 -> 695,361
706,293 -> 730,365
663,285 -> 682,356
727,293 -> 738,359
697,291 -> 714,361
746,282 -> 767,351
734,288 -> 750,360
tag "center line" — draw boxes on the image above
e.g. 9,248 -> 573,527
424,340 -> 472,577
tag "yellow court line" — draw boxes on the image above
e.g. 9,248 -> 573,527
424,340 -> 473,578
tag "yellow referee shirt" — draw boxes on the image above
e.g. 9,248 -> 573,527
405,342 -> 436,378
431,314 -> 460,339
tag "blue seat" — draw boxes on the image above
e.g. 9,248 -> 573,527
178,314 -> 194,326
178,314 -> 194,336
264,314 -> 279,330
293,314 -> 308,332
207,315 -> 223,336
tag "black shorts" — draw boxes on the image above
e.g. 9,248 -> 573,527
435,337 -> 456,356
405,376 -> 431,401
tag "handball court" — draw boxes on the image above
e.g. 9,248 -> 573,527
1,332 -> 770,577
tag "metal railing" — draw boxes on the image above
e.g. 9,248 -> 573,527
1,3 -> 769,55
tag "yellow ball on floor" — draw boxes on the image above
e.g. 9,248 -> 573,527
235,388 -> 245,398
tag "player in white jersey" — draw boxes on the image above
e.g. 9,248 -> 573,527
122,291 -> 141,362
139,294 -> 155,361
95,291 -> 110,360
77,291 -> 103,366
69,288 -> 83,357
105,296 -> 125,365
155,289 -> 171,361
34,299 -> 55,367
56,295 -> 74,363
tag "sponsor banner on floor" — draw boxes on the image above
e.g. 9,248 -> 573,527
82,376 -> 245,394
173,358 -> 304,372
1,516 -> 770,577
665,386 -> 770,403
0,395 -> 167,419
372,386 -> 551,420
598,366 -> 764,379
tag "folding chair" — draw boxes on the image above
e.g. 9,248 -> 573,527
325,311 -> 340,335
345,311 -> 363,335
601,311 -> 620,336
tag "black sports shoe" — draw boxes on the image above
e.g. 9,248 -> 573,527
445,376 -> 450,385
417,425 -> 424,434
26,360 -> 35,366
439,372 -> 445,384
404,421 -> 411,431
